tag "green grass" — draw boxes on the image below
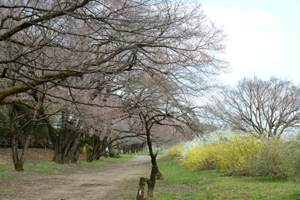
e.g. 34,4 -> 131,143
0,161 -> 73,178
136,150 -> 150,155
0,173 -> 25,180
23,162 -> 71,173
150,156 -> 300,200
0,155 -> 135,180
135,149 -> 166,156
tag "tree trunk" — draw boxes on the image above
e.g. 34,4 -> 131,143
131,144 -> 136,154
11,130 -> 23,171
156,168 -> 164,180
71,146 -> 82,164
146,165 -> 158,200
144,121 -> 164,199
44,119 -> 89,164
136,177 -> 148,200
71,137 -> 91,163
9,103 -> 24,171
124,145 -> 130,154
9,94 -> 44,171
87,135 -> 109,162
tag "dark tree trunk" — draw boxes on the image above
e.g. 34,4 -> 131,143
131,144 -> 136,154
108,138 -> 114,157
9,94 -> 43,171
43,112 -> 91,164
116,144 -> 121,154
136,121 -> 164,200
147,130 -> 164,180
146,141 -> 160,200
125,145 -> 131,154
147,164 -> 158,200
71,137 -> 91,163
86,135 -> 108,162
136,177 -> 148,200
139,142 -> 146,151
11,120 -> 23,171
9,103 -> 21,171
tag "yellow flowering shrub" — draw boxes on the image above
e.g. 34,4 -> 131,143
169,130 -> 300,179
182,142 -> 223,170
172,132 -> 268,175
218,134 -> 264,175
169,143 -> 184,158
180,134 -> 264,173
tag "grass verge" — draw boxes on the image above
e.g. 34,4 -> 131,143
0,154 -> 136,180
118,155 -> 300,200
153,156 -> 300,200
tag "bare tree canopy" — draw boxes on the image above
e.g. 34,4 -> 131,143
119,71 -> 201,199
204,77 -> 300,138
0,0 -> 228,177
0,0 -> 228,105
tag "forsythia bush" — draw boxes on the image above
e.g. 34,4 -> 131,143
218,134 -> 264,175
169,143 -> 184,158
170,130 -> 300,179
182,142 -> 223,170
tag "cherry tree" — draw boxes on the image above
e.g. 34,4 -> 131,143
45,80 -> 148,163
0,0 -> 227,104
0,0 -> 228,175
119,72 -> 200,199
5,91 -> 45,171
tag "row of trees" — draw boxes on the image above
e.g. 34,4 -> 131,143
0,0 -> 227,199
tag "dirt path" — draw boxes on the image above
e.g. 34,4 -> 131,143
2,156 -> 151,200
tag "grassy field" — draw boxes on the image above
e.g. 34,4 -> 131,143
148,156 -> 300,200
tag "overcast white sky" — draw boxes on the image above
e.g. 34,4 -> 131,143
201,0 -> 300,86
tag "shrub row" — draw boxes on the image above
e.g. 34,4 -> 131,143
169,130 -> 300,179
